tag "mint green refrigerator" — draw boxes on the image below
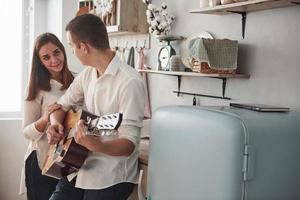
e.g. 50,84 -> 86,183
147,106 -> 300,200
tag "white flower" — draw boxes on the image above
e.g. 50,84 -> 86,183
161,3 -> 167,9
148,4 -> 156,10
150,20 -> 158,27
148,27 -> 154,33
153,30 -> 160,35
145,2 -> 175,35
160,21 -> 167,27
146,10 -> 152,17
143,0 -> 151,4
161,10 -> 168,16
158,24 -> 165,30
155,15 -> 162,21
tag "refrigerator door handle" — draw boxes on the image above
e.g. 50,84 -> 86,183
243,145 -> 255,181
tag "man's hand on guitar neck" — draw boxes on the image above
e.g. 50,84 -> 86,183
75,120 -> 135,157
74,119 -> 101,151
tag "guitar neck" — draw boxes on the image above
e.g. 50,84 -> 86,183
88,113 -> 122,129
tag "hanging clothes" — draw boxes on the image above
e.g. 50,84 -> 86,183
118,47 -> 126,63
112,46 -> 125,63
137,48 -> 151,118
127,46 -> 135,68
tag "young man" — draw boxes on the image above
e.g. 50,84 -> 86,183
47,14 -> 145,200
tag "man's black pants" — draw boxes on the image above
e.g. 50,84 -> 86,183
49,176 -> 134,200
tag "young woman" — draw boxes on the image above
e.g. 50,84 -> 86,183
19,33 -> 74,200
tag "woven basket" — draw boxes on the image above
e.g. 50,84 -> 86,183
188,38 -> 238,74
189,58 -> 237,74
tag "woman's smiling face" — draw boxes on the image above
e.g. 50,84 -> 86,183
38,42 -> 65,78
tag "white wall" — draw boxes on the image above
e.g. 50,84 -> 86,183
61,0 -> 83,73
0,119 -> 27,200
46,0 -> 62,37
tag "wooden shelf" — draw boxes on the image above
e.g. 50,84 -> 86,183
189,0 -> 300,38
189,0 -> 300,15
139,70 -> 250,100
139,70 -> 250,79
107,25 -> 147,36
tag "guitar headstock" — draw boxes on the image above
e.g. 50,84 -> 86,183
86,113 -> 123,136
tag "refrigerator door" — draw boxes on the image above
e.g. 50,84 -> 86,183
228,107 -> 300,200
147,106 -> 247,200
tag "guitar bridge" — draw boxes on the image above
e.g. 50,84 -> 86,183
54,144 -> 65,157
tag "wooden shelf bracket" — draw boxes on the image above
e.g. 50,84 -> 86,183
228,11 -> 247,39
174,77 -> 231,100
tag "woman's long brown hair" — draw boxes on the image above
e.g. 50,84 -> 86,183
26,33 -> 74,101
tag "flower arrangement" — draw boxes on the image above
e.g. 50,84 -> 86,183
143,0 -> 175,35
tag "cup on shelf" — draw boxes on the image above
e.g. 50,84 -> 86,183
170,55 -> 185,72
221,0 -> 233,4
200,0 -> 210,8
209,0 -> 221,7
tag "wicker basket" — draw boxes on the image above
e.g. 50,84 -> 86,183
189,58 -> 237,74
188,38 -> 238,74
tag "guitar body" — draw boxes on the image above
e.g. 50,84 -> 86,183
42,109 -> 97,179
42,109 -> 122,179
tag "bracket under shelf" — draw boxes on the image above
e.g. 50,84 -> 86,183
228,11 -> 247,39
174,75 -> 231,100
138,69 -> 250,100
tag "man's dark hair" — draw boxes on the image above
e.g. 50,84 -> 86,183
66,14 -> 110,50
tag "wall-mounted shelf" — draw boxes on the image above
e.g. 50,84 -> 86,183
189,0 -> 300,38
90,0 -> 148,35
139,70 -> 250,100
107,26 -> 148,36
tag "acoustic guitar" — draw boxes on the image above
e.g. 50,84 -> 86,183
42,109 -> 122,179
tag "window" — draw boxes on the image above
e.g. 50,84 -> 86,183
0,1 -> 23,117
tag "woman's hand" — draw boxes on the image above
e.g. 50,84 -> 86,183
34,103 -> 62,133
